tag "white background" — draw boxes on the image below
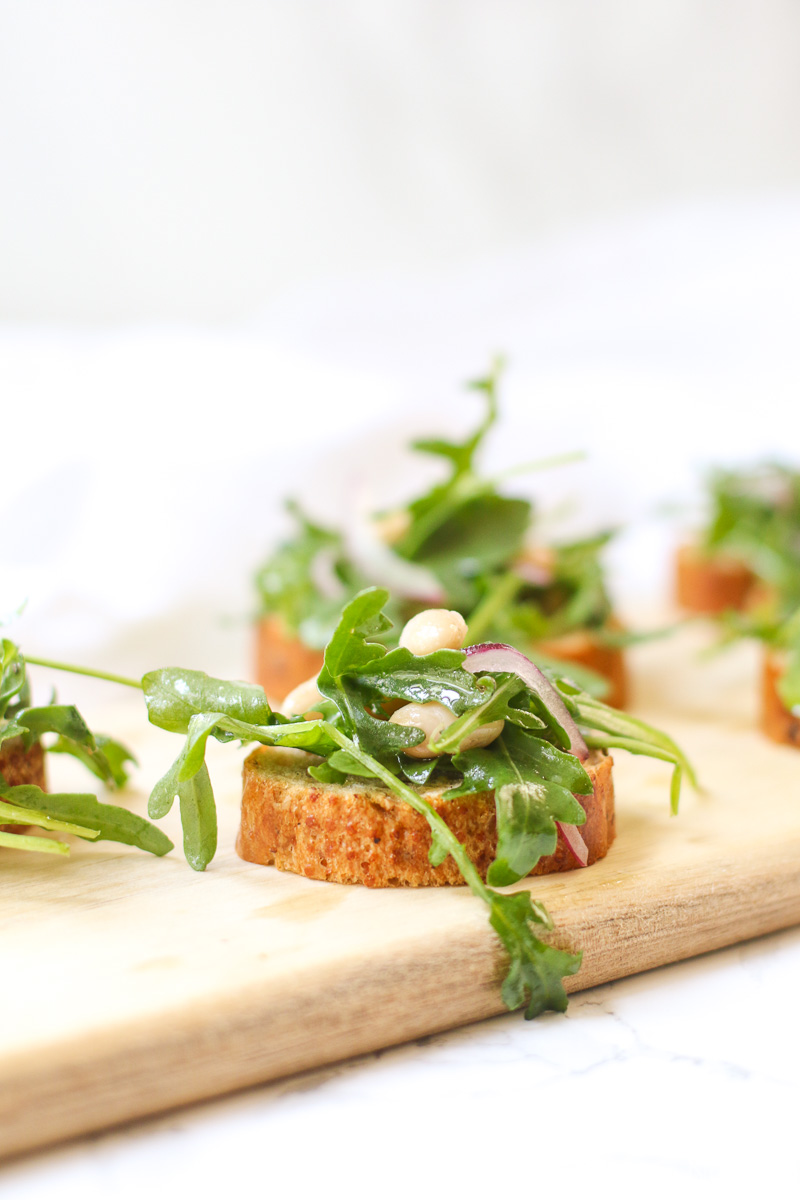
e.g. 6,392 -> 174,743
2,3 -> 800,1193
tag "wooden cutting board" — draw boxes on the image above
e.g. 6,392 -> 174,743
2,625 -> 800,1159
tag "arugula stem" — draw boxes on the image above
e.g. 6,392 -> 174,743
465,570 -> 524,644
0,830 -> 70,855
25,657 -> 143,691
320,722 -> 493,905
488,449 -> 586,486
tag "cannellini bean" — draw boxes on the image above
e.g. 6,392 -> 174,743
390,702 -> 504,757
399,608 -> 468,656
372,509 -> 412,546
457,719 -> 505,751
389,701 -> 456,759
282,676 -> 324,719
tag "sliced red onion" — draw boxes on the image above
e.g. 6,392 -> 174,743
514,560 -> 554,588
345,494 -> 446,603
557,821 -> 589,867
463,642 -> 589,761
310,548 -> 346,601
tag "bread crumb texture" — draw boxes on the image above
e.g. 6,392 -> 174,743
0,738 -> 45,790
0,737 -> 46,832
237,748 -> 615,887
761,649 -> 800,747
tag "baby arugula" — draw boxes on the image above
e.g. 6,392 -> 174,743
1,640 -> 172,859
253,361 -> 622,694
61,587 -> 691,1019
702,463 -> 800,601
697,462 -> 800,715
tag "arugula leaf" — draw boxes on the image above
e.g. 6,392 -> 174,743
316,589 -> 427,758
428,674 -> 526,754
11,704 -> 136,790
0,830 -> 72,856
49,733 -> 137,789
405,495 -> 532,613
410,360 -> 500,479
142,669 -> 273,734
560,682 -> 697,814
489,781 -> 587,887
0,792 -> 100,840
701,463 -> 800,619
442,724 -> 590,885
349,645 -> 489,712
149,756 -> 216,869
489,890 -> 582,1017
445,724 -> 592,800
1,784 -> 173,856
0,639 -> 26,717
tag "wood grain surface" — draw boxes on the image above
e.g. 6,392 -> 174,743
2,624 -> 799,1159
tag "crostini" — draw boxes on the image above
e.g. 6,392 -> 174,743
254,364 -> 628,706
677,463 -> 800,746
676,463 -> 800,615
138,588 -> 693,1017
0,638 -> 173,858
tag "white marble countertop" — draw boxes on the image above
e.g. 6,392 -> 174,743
4,925 -> 799,1197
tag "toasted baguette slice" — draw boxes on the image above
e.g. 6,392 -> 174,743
255,616 -> 325,704
536,626 -> 628,708
0,737 -> 46,832
0,737 -> 46,791
675,543 -> 755,615
237,746 -> 614,887
761,649 -> 800,748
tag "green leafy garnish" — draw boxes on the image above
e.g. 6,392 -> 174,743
692,463 -> 800,713
253,360 -> 619,661
0,641 -> 170,859
109,587 -> 691,1020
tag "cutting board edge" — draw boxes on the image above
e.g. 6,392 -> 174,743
4,873 -> 800,1162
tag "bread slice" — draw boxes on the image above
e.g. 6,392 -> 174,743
237,746 -> 614,887
761,649 -> 800,748
255,616 -> 325,704
675,543 -> 755,615
536,627 -> 628,708
0,737 -> 46,832
0,737 -> 46,791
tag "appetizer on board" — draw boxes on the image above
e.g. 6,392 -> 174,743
676,463 -> 800,745
675,463 -> 800,615
0,639 -> 172,859
254,363 -> 629,707
129,588 -> 692,1018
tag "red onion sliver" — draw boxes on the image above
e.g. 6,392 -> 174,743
463,642 -> 589,760
310,548 -> 346,601
514,560 -> 554,588
557,821 -> 589,867
345,495 -> 447,603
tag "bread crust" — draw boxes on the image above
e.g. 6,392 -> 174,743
0,738 -> 46,832
237,746 -> 615,887
255,616 -> 325,703
761,649 -> 800,748
675,543 -> 755,615
0,737 -> 46,791
536,627 -> 628,708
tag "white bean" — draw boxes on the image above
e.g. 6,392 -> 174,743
390,702 -> 504,757
372,509 -> 411,546
282,676 -> 324,719
457,719 -> 505,751
399,609 -> 468,656
389,701 -> 456,758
